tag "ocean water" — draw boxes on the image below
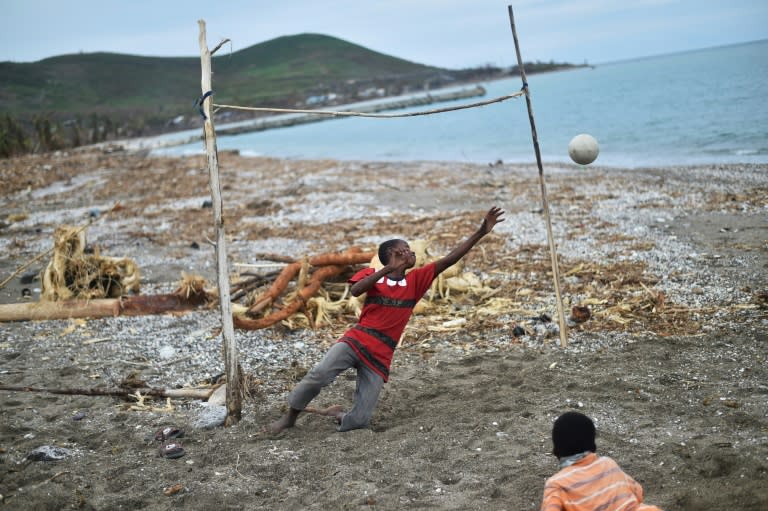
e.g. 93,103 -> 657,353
159,40 -> 768,168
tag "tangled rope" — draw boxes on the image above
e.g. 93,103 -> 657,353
211,90 -> 524,119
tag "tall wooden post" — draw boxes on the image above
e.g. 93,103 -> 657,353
198,20 -> 242,423
507,5 -> 569,347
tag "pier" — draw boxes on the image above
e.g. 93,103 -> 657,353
110,85 -> 487,152
215,85 -> 487,136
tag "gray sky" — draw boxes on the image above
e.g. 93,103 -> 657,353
2,1 -> 766,67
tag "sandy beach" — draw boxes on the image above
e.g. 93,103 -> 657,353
1,149 -> 766,510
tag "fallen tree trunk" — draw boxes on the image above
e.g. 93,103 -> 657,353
0,384 -> 215,400
0,287 -> 212,322
0,299 -> 122,322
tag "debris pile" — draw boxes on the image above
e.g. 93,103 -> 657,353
41,225 -> 140,300
232,240 -> 497,331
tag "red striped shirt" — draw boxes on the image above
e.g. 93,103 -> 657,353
341,263 -> 436,381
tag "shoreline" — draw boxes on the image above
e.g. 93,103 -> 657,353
99,83 -> 490,154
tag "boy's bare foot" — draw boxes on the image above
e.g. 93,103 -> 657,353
304,405 -> 345,424
263,408 -> 301,434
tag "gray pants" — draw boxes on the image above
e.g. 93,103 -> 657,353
287,342 -> 384,431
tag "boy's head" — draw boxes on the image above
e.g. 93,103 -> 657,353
551,411 -> 597,458
378,239 -> 413,266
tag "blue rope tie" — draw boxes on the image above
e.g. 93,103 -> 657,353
195,90 -> 214,120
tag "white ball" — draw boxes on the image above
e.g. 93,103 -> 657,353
568,134 -> 599,165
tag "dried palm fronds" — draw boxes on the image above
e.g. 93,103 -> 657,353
40,226 -> 140,301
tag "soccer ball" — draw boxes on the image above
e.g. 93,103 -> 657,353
568,134 -> 599,165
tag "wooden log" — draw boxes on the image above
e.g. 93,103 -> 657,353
0,290 -> 211,323
0,299 -> 121,322
0,384 -> 215,400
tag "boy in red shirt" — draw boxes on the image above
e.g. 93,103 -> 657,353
542,411 -> 662,511
265,206 -> 504,433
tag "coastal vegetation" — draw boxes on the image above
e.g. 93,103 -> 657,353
0,33 -> 586,157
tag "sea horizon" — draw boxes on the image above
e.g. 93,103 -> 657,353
154,39 -> 768,169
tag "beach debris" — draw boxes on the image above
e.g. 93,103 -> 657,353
233,247 -> 374,330
570,305 -> 591,323
233,240 -> 496,331
6,213 -> 28,223
233,240 -> 704,340
0,383 -> 216,401
0,230 -> 703,340
41,225 -> 140,301
19,271 -> 36,284
164,484 -> 184,496
229,238 -> 700,340
128,394 -> 175,412
26,446 -> 73,462
512,325 -> 527,337
442,318 -> 467,329
230,269 -> 281,302
0,273 -> 214,322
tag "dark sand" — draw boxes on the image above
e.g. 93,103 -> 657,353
1,150 -> 766,510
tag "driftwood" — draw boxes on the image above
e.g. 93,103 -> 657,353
0,277 -> 212,322
233,248 -> 374,330
235,264 -> 349,330
249,253 -> 298,264
230,270 -> 280,302
245,248 -> 373,314
0,384 -> 214,400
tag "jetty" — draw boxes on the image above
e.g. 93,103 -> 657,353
109,85 -> 487,152
216,85 -> 487,136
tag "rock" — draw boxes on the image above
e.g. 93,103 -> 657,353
192,404 -> 227,429
207,384 -> 227,406
26,445 -> 73,462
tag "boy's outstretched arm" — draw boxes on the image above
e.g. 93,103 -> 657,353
434,206 -> 505,276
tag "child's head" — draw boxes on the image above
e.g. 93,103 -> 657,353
551,411 -> 597,458
378,239 -> 410,265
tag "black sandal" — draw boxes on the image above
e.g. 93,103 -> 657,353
154,426 -> 184,442
158,441 -> 186,459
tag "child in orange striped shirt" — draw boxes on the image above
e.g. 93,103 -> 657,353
541,411 -> 662,511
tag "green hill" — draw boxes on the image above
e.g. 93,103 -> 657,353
0,33 -> 440,121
